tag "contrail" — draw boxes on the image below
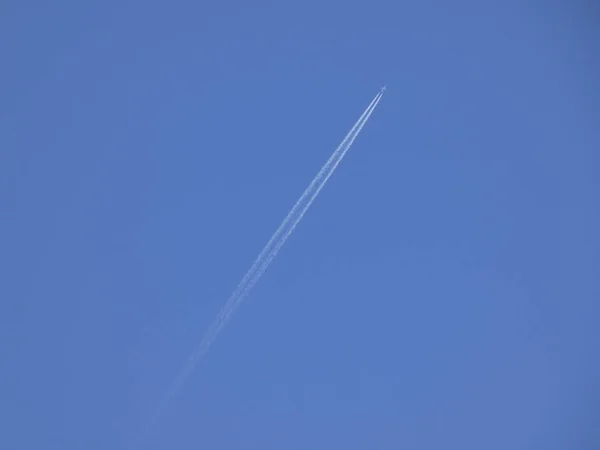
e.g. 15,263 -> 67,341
168,91 -> 382,395
133,89 -> 384,447
207,91 -> 383,328
193,92 -> 383,355
217,92 -> 383,330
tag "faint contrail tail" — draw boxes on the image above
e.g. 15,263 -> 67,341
133,89 -> 384,449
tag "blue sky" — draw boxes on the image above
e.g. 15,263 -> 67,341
2,1 -> 599,449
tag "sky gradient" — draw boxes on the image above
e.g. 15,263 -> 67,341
2,1 -> 599,449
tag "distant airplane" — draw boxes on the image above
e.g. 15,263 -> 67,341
381,85 -> 387,92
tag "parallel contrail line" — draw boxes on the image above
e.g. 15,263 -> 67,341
217,92 -> 383,329
195,93 -> 383,357
166,91 -> 383,399
134,89 -> 384,448
211,92 -> 383,325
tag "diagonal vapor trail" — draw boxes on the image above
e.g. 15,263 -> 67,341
133,89 -> 384,448
216,92 -> 383,332
166,91 -> 383,398
194,92 -> 384,354
210,91 -> 383,326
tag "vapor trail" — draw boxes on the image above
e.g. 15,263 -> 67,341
210,91 -> 383,325
134,89 -> 384,448
165,90 -> 383,398
219,92 -> 383,325
200,91 -> 383,346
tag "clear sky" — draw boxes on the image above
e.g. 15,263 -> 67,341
2,1 -> 599,449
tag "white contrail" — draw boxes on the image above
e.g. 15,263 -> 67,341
133,89 -> 384,448
194,92 -> 384,353
172,92 -> 383,368
209,91 -> 383,327
166,90 -> 383,397
218,92 -> 383,328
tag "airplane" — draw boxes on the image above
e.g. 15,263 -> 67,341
381,85 -> 387,92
